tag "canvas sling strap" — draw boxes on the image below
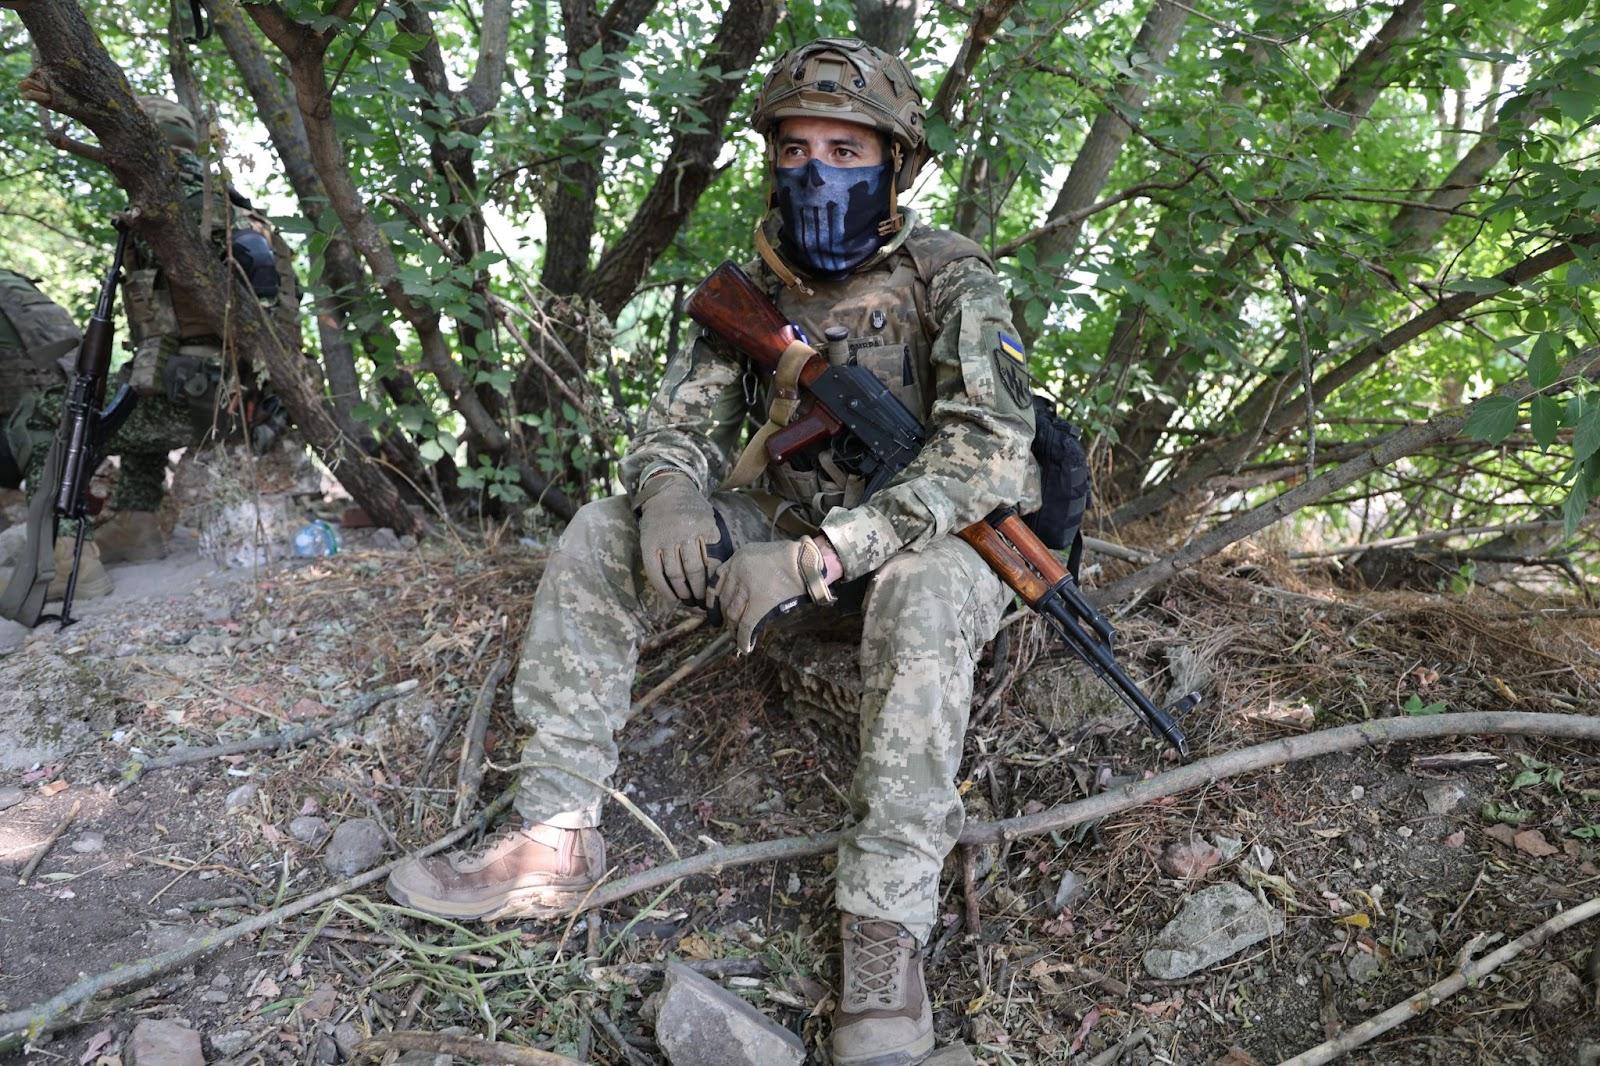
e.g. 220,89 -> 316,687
0,432 -> 64,626
720,333 -> 814,492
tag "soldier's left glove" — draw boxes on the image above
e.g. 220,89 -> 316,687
710,537 -> 834,654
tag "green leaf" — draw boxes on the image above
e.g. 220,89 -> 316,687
1527,334 -> 1561,388
1462,395 -> 1521,443
1573,405 -> 1600,464
1510,769 -> 1544,789
1563,476 -> 1592,535
1532,395 -> 1561,449
1403,694 -> 1447,716
1541,0 -> 1588,27
1442,276 -> 1511,296
418,439 -> 444,463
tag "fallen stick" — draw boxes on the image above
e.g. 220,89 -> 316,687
16,798 -> 81,887
630,631 -> 731,717
592,1007 -> 654,1066
1278,894 -> 1600,1066
358,1030 -> 585,1066
571,711 -> 1600,912
123,681 -> 416,785
639,614 -> 705,656
0,792 -> 510,1051
454,652 -> 511,826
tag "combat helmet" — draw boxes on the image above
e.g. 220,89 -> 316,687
753,38 -> 927,232
136,94 -> 199,153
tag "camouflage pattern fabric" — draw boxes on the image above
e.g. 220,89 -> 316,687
24,384 -> 199,518
515,215 -> 1032,940
511,491 -> 1009,940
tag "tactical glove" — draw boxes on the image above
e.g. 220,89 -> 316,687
633,471 -> 727,606
710,537 -> 834,654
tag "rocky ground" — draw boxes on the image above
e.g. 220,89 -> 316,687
0,477 -> 1598,1065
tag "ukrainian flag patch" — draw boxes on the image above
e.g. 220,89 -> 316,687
999,332 -> 1025,362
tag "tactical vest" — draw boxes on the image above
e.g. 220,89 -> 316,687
753,225 -> 991,515
0,270 -> 78,405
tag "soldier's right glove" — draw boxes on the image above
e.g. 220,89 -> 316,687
710,537 -> 834,654
633,471 -> 728,606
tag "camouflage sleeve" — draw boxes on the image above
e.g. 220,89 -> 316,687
819,257 -> 1038,580
618,323 -> 749,497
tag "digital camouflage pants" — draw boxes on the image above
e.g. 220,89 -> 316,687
511,492 -> 1010,941
25,386 -> 202,516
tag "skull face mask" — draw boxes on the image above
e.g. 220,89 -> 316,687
775,159 -> 893,278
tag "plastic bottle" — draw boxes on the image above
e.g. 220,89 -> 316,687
292,519 -> 340,558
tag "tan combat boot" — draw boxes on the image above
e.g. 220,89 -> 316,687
385,821 -> 605,920
832,914 -> 935,1066
47,538 -> 113,601
94,510 -> 166,563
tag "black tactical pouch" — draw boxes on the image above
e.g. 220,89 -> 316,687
1021,395 -> 1091,578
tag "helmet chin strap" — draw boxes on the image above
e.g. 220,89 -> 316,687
878,143 -> 905,237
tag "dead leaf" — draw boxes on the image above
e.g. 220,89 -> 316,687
677,931 -> 717,960
1068,1005 -> 1101,1054
1214,1048 -> 1265,1066
1336,913 -> 1371,929
1159,838 -> 1222,880
1512,828 -> 1559,858
78,1028 -> 112,1065
39,779 -> 68,796
259,823 -> 288,848
1484,823 -> 1518,847
288,697 -> 331,720
1242,701 -> 1314,728
1444,830 -> 1465,848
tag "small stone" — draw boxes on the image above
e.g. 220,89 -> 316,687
290,816 -> 331,845
127,1019 -> 205,1066
1246,843 -> 1275,872
210,973 -> 233,990
210,1030 -> 253,1058
655,959 -> 805,1066
333,1022 -> 362,1060
203,989 -> 230,1003
1345,952 -> 1382,983
323,818 -> 387,877
926,1044 -> 978,1065
1050,869 -> 1085,915
224,783 -> 258,813
1397,826 -> 1413,839
1579,1040 -> 1600,1066
316,1033 -> 341,1064
1142,884 -> 1285,980
0,787 -> 25,812
1212,835 -> 1244,863
1422,782 -> 1466,816
1351,785 -> 1365,801
1537,964 -> 1583,1019
70,831 -> 105,854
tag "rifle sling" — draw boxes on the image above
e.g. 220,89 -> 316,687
0,434 -> 64,626
753,221 -> 814,297
721,339 -> 812,491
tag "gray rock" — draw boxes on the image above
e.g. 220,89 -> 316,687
0,786 -> 25,812
1050,869 -> 1085,915
290,816 -> 331,844
1212,835 -> 1244,863
1247,843 -> 1275,873
323,818 -> 386,877
210,1030 -> 253,1057
1579,1040 -> 1600,1066
202,989 -> 230,1003
1142,884 -> 1285,979
655,959 -> 805,1066
333,1023 -> 362,1060
224,782 -> 258,813
127,1019 -> 205,1066
1422,781 -> 1467,816
316,1033 -> 341,1064
1345,952 -> 1382,984
1537,964 -> 1583,1019
70,830 -> 105,854
927,1045 -> 978,1065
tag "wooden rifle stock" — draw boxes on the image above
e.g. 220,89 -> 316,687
685,261 -> 811,377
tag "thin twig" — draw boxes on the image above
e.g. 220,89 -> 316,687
0,793 -> 513,1049
454,650 -> 511,827
1279,895 -> 1600,1065
592,1008 -> 653,1066
16,799 -> 80,887
123,682 -> 416,786
630,632 -> 732,717
640,615 -> 705,657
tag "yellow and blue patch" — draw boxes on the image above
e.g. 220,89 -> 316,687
998,332 -> 1025,363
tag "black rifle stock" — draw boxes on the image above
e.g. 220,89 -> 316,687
52,223 -> 136,627
686,261 -> 1193,756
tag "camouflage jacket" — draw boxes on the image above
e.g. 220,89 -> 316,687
621,209 -> 1040,581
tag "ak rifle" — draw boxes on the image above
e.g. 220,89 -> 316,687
686,261 -> 1193,757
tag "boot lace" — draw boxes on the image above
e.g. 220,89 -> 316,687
843,920 -> 908,1011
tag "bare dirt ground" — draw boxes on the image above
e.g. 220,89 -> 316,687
1,526 -> 1598,1065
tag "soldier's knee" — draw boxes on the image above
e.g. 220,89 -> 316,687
869,538 -> 985,614
557,495 -> 639,556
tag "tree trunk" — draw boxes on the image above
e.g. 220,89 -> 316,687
15,0 -> 417,535
853,0 -> 921,53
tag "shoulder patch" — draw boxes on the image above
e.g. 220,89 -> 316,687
902,226 -> 993,286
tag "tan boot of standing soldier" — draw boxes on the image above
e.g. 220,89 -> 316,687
46,538 -> 113,601
386,821 -> 605,920
832,914 -> 935,1065
95,510 -> 166,563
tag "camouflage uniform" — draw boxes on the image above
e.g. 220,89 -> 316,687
511,210 -> 1039,939
0,269 -> 78,492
